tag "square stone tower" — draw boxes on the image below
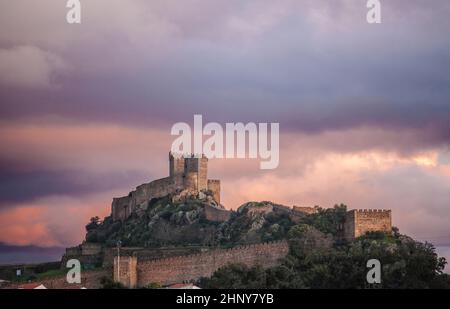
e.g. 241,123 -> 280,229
344,209 -> 392,240
183,154 -> 208,192
169,152 -> 184,177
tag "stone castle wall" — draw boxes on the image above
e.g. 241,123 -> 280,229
170,154 -> 184,176
134,176 -> 183,206
114,255 -> 137,288
204,204 -> 230,222
65,246 -> 81,256
111,196 -> 132,222
62,242 -> 103,268
6,269 -> 109,289
293,206 -> 319,215
198,157 -> 208,191
183,156 -> 208,191
102,246 -> 209,267
344,211 -> 356,240
344,209 -> 392,240
207,179 -> 221,204
115,240 -> 289,287
112,176 -> 183,221
81,242 -> 102,256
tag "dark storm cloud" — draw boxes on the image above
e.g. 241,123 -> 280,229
0,161 -> 148,207
1,0 -> 450,145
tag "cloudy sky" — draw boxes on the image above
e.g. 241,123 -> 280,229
0,0 -> 450,248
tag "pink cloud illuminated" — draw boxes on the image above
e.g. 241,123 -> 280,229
1,121 -> 449,247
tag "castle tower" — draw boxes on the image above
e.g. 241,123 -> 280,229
344,209 -> 392,240
112,152 -> 220,222
169,152 -> 185,177
114,256 -> 137,288
183,154 -> 208,191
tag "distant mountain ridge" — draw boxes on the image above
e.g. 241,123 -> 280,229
0,243 -> 65,265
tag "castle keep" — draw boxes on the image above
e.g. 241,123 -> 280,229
112,153 -> 221,221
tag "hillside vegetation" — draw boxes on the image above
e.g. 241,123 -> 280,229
85,194 -> 450,288
85,195 -> 337,247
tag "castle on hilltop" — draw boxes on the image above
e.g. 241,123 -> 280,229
112,152 -> 221,221
111,152 -> 393,238
59,152 -> 394,288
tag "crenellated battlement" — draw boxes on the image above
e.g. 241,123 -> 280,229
141,240 -> 287,266
354,209 -> 391,213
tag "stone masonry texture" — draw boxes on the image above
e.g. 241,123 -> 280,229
114,240 -> 289,287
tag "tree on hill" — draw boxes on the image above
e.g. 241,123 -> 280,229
298,204 -> 347,235
85,216 -> 101,232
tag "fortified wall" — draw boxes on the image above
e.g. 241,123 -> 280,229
344,209 -> 392,240
204,204 -> 231,222
114,240 -> 289,288
61,242 -> 103,268
293,206 -> 319,215
5,269 -> 109,289
112,153 -> 222,221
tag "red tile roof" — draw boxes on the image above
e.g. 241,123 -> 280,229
17,283 -> 46,289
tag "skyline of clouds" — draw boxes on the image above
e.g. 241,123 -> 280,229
0,0 -> 450,248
